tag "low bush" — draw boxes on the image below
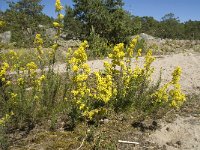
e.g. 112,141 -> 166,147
0,0 -> 186,149
87,28 -> 112,59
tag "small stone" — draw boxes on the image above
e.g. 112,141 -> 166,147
176,141 -> 181,147
166,127 -> 170,131
103,119 -> 109,124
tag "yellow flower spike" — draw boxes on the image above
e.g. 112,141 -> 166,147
55,0 -> 63,12
92,72 -> 113,103
58,14 -> 64,20
11,93 -> 17,99
71,90 -> 79,96
6,81 -> 11,86
52,43 -> 59,50
152,83 -> 170,103
0,111 -> 14,126
82,63 -> 91,73
39,75 -> 46,81
72,65 -> 79,72
80,104 -> 85,110
26,62 -> 37,70
171,66 -> 182,84
136,48 -> 142,60
17,78 -> 24,85
75,74 -> 88,82
34,34 -> 43,45
0,20 -> 6,28
53,22 -> 60,28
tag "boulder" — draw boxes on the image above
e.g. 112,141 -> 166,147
131,33 -> 155,41
139,33 -> 155,40
0,31 -> 11,43
45,28 -> 56,39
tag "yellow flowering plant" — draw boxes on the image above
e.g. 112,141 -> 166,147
49,0 -> 64,65
152,66 -> 186,111
66,41 -> 93,120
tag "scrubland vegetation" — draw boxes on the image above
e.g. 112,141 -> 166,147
0,0 -> 199,149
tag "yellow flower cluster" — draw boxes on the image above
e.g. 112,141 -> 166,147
0,20 -> 5,28
169,67 -> 186,107
127,36 -> 139,58
17,77 -> 24,86
105,39 -> 135,97
9,50 -> 18,60
67,41 -> 114,120
35,74 -> 46,91
53,22 -> 61,28
49,43 -> 59,58
152,83 -> 170,103
104,61 -> 112,74
142,50 -> 155,79
26,62 -> 37,71
10,92 -> 17,99
92,72 -> 113,103
0,112 -> 14,126
34,34 -> 43,46
171,66 -> 181,84
50,0 -> 64,63
152,67 -> 186,108
108,43 -> 125,67
0,62 -> 9,82
55,0 -> 63,12
26,62 -> 38,78
69,41 -> 89,65
1,50 -> 20,71
68,41 -> 91,111
83,109 -> 99,120
58,14 -> 64,20
34,34 -> 44,56
54,0 -> 63,29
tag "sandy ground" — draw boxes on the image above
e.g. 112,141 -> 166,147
54,52 -> 200,94
149,115 -> 200,150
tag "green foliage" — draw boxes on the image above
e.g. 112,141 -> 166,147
63,5 -> 83,39
1,0 -> 53,47
140,16 -> 159,36
156,13 -> 184,39
87,27 -> 111,58
184,20 -> 200,40
138,13 -> 200,40
65,0 -> 134,44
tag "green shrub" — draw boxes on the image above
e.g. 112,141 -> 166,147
87,28 -> 111,59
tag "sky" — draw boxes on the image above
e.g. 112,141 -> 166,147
0,0 -> 200,22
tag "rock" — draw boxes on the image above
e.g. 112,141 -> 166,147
38,24 -> 45,28
131,33 -> 155,41
140,33 -> 155,40
58,39 -> 81,48
60,33 -> 67,39
0,31 -> 11,43
45,28 -> 56,39
176,140 -> 181,146
100,118 -> 109,124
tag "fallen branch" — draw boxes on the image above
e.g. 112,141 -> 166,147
118,140 -> 139,145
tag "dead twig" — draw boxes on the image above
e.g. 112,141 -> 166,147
118,140 -> 139,145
